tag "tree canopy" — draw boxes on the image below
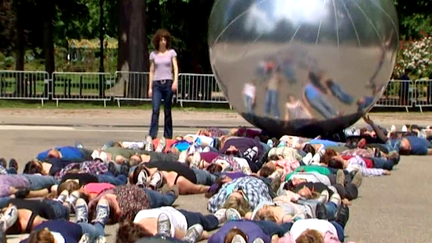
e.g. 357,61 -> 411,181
0,0 -> 430,73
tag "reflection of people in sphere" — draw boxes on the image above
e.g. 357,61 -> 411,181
285,94 -> 312,121
148,29 -> 179,139
303,71 -> 338,119
242,80 -> 256,114
264,65 -> 283,119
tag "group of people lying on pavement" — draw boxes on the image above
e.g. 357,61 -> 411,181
0,115 -> 427,243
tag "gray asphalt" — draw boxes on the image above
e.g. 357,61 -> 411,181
2,121 -> 431,243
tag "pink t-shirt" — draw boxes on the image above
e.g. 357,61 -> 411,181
84,183 -> 115,195
150,49 -> 177,81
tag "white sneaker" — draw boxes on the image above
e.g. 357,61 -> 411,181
190,152 -> 201,168
311,153 -> 321,165
183,224 -> 203,243
390,125 -> 396,132
214,208 -> 227,224
318,190 -> 329,203
144,136 -> 153,151
330,193 -> 342,208
302,153 -> 313,165
178,151 -> 188,164
402,125 -> 408,132
225,208 -> 242,221
231,235 -> 247,243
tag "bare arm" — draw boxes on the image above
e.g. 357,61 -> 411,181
300,102 -> 313,117
172,57 -> 179,84
363,115 -> 388,142
285,105 -> 290,121
148,60 -> 155,95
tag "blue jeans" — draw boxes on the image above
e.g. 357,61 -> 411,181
254,220 -> 292,237
265,89 -> 280,118
384,138 -> 401,153
330,221 -> 345,242
329,83 -> 354,105
178,209 -> 219,231
298,200 -> 338,220
243,95 -> 254,114
43,199 -> 70,220
96,174 -> 127,185
143,188 -> 176,208
192,168 -> 217,186
0,197 -> 11,208
307,95 -> 337,119
23,175 -> 57,190
149,80 -> 173,139
79,222 -> 105,242
369,157 -> 394,170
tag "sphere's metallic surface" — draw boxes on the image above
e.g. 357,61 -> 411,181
209,0 -> 399,138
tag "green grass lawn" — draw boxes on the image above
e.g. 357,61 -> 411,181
0,99 -> 234,111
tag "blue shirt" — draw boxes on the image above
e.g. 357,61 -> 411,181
37,146 -> 84,162
405,136 -> 430,155
304,83 -> 320,100
20,220 -> 82,243
309,139 -> 340,148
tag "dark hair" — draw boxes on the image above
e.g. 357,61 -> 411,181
328,159 -> 344,169
259,165 -> 275,178
284,180 -> 295,191
206,163 -> 223,174
302,144 -> 316,155
321,149 -> 337,164
268,155 -> 279,161
23,161 -> 42,174
115,221 -> 153,243
151,29 -> 172,51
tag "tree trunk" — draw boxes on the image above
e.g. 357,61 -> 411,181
14,1 -> 25,97
118,0 -> 148,99
42,0 -> 55,74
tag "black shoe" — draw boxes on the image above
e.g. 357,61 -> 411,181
315,203 -> 328,220
107,162 -> 118,176
0,158 -> 6,168
15,189 -> 30,199
335,204 -> 350,228
8,159 -> 18,171
119,162 -> 130,177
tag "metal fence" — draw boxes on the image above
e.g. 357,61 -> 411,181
0,70 -> 430,111
0,71 -> 49,105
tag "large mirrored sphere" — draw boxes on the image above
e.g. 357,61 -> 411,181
209,0 -> 399,138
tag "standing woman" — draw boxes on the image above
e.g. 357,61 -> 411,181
148,29 -> 179,139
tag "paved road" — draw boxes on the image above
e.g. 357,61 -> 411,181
2,112 -> 432,243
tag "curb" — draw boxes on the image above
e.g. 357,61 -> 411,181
0,123 -> 253,129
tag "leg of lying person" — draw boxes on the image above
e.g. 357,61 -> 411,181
330,221 -> 345,242
177,209 -> 219,231
191,168 -> 217,186
143,188 -> 176,208
254,220 -> 293,237
369,157 -> 394,170
97,174 -> 128,186
176,176 -> 210,195
22,174 -> 57,191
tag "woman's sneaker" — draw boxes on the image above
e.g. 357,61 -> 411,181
0,205 -> 18,231
78,233 -> 90,243
157,213 -> 171,237
225,208 -> 242,221
182,224 -> 203,243
149,171 -> 164,190
231,235 -> 247,243
75,198 -> 89,223
93,199 -> 110,226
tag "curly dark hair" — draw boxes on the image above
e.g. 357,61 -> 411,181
151,29 -> 172,50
